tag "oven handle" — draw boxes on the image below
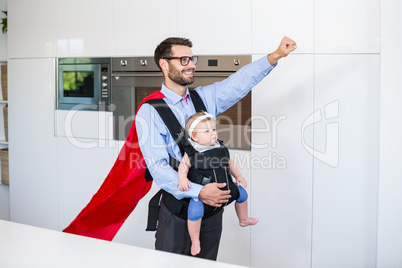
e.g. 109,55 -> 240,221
111,72 -> 234,78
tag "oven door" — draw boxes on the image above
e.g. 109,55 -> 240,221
111,73 -> 251,150
112,73 -> 164,140
58,64 -> 100,110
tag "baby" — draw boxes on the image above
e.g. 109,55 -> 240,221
178,111 -> 259,256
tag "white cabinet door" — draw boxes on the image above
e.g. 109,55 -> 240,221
311,55 -> 379,268
8,58 -> 58,229
56,0 -> 113,57
218,150 -> 252,266
176,0 -> 251,55
250,54 -> 314,268
315,0 -> 380,53
57,137 -> 116,231
112,0 -> 177,56
252,0 -> 314,54
55,110 -> 114,141
377,1 -> 402,266
8,0 -> 56,58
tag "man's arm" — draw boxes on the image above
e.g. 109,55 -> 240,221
196,36 -> 296,117
197,36 -> 297,206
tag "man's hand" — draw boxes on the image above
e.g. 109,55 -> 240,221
268,36 -> 297,66
198,183 -> 231,207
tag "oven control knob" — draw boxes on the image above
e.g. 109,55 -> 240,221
102,75 -> 108,81
234,59 -> 240,66
140,59 -> 147,66
120,60 -> 127,66
102,82 -> 108,88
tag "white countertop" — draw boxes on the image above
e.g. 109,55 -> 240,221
0,220 -> 246,268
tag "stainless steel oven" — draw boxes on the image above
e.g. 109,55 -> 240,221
111,55 -> 252,150
57,57 -> 112,111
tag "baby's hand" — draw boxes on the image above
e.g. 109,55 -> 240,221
236,176 -> 248,189
179,179 -> 191,191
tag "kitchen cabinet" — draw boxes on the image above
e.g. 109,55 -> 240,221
311,54 -> 379,267
8,58 -> 58,229
57,138 -> 158,251
250,54 -> 314,268
112,0 -> 177,56
252,0 -> 314,54
377,1 -> 402,266
217,150 -> 252,266
55,110 -> 114,141
56,137 -> 116,230
56,0 -> 113,57
176,0 -> 252,55
314,0 -> 380,53
8,0 -> 56,59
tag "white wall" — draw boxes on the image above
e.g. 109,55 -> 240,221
4,0 -> 401,267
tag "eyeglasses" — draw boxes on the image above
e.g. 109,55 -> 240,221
164,56 -> 199,66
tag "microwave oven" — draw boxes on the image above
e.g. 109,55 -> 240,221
57,57 -> 111,111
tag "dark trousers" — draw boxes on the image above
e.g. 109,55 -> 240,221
155,201 -> 223,260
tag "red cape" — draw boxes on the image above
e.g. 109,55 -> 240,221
63,90 -> 165,241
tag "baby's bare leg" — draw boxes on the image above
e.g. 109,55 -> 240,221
188,219 -> 202,255
235,200 -> 259,227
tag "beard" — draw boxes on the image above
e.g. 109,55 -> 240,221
167,62 -> 195,86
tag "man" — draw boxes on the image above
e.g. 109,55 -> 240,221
135,36 -> 296,260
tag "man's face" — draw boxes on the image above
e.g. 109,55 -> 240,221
166,45 -> 196,86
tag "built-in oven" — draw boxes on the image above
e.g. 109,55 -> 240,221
57,57 -> 112,111
111,55 -> 252,150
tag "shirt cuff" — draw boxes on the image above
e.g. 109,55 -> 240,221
188,182 -> 203,202
266,53 -> 278,68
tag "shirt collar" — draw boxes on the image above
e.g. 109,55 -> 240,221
160,83 -> 190,105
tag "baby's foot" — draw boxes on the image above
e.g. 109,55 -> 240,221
239,217 -> 259,227
191,240 -> 201,256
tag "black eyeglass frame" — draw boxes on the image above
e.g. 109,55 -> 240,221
163,56 -> 199,66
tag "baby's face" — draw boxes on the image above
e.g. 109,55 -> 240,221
192,119 -> 217,146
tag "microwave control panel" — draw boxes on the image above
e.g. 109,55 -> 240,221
100,64 -> 110,104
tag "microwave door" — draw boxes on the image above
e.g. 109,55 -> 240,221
58,64 -> 100,108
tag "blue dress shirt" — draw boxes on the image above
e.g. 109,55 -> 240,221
135,55 -> 276,200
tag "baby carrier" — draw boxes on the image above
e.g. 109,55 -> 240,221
145,90 -> 239,231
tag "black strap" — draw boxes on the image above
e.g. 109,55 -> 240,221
144,89 -> 206,176
146,89 -> 206,150
146,98 -> 186,155
189,89 -> 207,112
145,189 -> 163,231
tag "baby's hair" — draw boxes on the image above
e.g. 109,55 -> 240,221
186,111 -> 213,133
